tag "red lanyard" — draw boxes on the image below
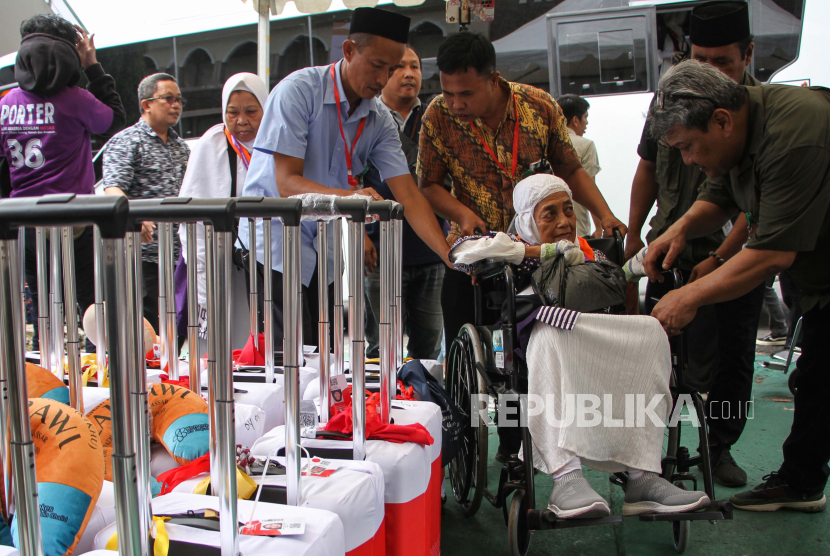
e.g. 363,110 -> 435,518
472,94 -> 520,183
331,63 -> 367,190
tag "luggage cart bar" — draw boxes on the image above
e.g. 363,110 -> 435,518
317,220 -> 330,423
233,197 -> 304,384
61,226 -> 83,412
128,198 -> 237,370
125,228 -> 152,552
93,226 -> 107,382
334,198 -> 369,460
392,206 -> 404,369
370,201 -> 396,424
157,222 -> 177,378
50,226 -> 64,377
248,218 -> 259,352
185,223 -> 199,391
333,216 -> 345,378
130,198 -> 241,554
0,194 -> 131,556
232,197 -> 304,506
35,228 -> 50,371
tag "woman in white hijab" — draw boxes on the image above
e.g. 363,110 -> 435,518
452,173 -> 710,520
451,174 -> 596,270
175,73 -> 269,346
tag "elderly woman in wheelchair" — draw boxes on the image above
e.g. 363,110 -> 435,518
449,174 -> 710,520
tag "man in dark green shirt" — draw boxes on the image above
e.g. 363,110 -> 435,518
645,60 -> 830,513
626,1 -> 763,488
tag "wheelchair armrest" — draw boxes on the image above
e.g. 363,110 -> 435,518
472,260 -> 511,280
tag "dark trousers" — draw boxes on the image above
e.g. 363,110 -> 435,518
780,270 -> 802,348
25,227 -> 96,352
365,262 -> 445,359
248,262 -> 335,352
779,302 -> 830,493
142,261 -> 161,334
690,280 -> 765,448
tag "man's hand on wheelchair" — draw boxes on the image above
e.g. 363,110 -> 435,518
599,213 -> 627,239
643,224 -> 687,282
651,289 -> 697,336
459,211 -> 488,238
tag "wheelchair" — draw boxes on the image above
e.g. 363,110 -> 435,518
445,232 -> 733,555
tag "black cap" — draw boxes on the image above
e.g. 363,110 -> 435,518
349,7 -> 410,44
690,1 -> 751,48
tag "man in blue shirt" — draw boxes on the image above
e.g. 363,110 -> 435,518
239,8 -> 450,347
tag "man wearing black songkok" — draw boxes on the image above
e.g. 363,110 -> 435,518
626,1 -> 762,488
238,7 -> 450,352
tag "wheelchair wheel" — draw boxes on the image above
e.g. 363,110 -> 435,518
507,490 -> 531,556
447,324 -> 489,517
788,367 -> 800,396
671,481 -> 691,553
507,490 -> 532,556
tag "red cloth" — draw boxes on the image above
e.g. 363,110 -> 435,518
324,393 -> 434,446
233,332 -> 266,366
156,453 -> 211,495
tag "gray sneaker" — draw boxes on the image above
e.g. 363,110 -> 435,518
623,473 -> 710,516
548,470 -> 611,519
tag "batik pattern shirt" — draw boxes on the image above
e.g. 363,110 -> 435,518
103,118 -> 190,263
417,79 -> 579,245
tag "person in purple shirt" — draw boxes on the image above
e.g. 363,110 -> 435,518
0,14 -> 125,352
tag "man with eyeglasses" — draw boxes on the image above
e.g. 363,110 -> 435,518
104,73 -> 190,334
625,0 -> 763,489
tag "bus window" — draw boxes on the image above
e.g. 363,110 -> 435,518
548,9 -> 657,98
751,0 -> 805,82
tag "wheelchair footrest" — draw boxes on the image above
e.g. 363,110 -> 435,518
527,509 -> 622,530
637,500 -> 733,522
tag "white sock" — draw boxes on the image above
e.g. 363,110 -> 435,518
628,468 -> 645,480
553,457 -> 582,481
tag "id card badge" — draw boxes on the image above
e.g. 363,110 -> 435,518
241,518 -> 305,536
302,457 -> 343,478
330,374 -> 349,415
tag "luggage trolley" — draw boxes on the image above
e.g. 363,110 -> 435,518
445,235 -> 733,556
0,193 -> 131,556
117,197 -> 345,555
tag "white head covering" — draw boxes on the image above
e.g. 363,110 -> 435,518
512,173 -> 572,245
221,72 -> 269,121
178,73 -> 268,306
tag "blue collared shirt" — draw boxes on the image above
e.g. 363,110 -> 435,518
238,60 -> 409,286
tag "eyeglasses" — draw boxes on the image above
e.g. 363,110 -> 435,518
145,95 -> 187,107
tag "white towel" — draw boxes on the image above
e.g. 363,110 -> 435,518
526,313 -> 671,474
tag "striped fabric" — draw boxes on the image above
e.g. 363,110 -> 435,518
535,306 -> 580,330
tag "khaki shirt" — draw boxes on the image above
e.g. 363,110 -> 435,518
640,71 -> 760,271
698,84 -> 830,311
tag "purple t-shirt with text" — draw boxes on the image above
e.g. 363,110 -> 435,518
0,86 -> 113,197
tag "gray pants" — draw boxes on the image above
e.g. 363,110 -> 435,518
763,281 -> 788,338
364,262 -> 445,360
